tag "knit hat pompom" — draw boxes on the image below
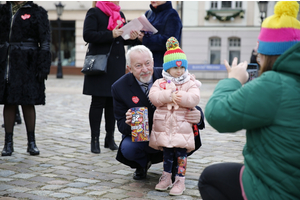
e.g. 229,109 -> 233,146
166,37 -> 180,50
257,1 -> 300,56
274,1 -> 299,18
163,37 -> 188,72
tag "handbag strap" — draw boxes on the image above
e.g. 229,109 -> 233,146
85,39 -> 115,55
107,40 -> 114,55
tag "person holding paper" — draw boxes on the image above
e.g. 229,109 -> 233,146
111,45 -> 204,181
138,1 -> 182,68
83,1 -> 139,154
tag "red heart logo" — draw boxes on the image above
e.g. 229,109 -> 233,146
159,82 -> 167,89
21,14 -> 31,20
132,96 -> 139,104
138,117 -> 143,122
176,61 -> 182,67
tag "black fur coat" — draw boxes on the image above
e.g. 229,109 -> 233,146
0,1 -> 51,105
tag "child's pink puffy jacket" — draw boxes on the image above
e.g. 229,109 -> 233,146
148,78 -> 200,153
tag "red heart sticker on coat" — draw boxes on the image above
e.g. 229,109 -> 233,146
132,96 -> 139,104
176,61 -> 182,67
159,82 -> 167,89
21,14 -> 31,20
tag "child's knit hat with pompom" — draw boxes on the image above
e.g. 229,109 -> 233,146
257,1 -> 300,55
163,37 -> 188,72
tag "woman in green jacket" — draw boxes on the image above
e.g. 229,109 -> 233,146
198,1 -> 300,200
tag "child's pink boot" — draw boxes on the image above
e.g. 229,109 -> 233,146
169,176 -> 185,195
155,171 -> 172,191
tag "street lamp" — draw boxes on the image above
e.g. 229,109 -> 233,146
55,1 -> 64,78
258,1 -> 268,24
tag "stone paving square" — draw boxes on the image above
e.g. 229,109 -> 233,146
0,75 -> 245,200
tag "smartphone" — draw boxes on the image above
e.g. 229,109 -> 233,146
247,63 -> 259,82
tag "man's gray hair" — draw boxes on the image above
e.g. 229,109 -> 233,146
126,45 -> 153,67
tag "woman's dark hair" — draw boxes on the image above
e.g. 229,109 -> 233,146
259,54 -> 280,76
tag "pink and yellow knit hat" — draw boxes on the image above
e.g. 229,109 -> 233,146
257,1 -> 300,55
163,37 -> 188,71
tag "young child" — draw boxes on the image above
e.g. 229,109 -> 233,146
148,37 -> 201,196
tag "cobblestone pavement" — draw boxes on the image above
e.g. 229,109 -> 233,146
0,75 -> 246,200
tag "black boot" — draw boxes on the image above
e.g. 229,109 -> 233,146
27,132 -> 39,155
1,132 -> 14,156
15,113 -> 22,125
104,132 -> 118,150
91,136 -> 100,154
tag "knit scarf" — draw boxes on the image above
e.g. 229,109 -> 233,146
96,1 -> 123,31
162,70 -> 190,85
12,1 -> 27,15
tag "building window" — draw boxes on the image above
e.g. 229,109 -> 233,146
235,1 -> 242,8
50,20 -> 76,66
221,1 -> 231,8
209,37 -> 221,64
210,1 -> 243,9
229,38 -> 240,47
228,37 -> 241,64
211,1 -> 218,9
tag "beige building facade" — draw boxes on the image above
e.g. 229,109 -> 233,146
36,1 -> 161,73
2,1 -> 287,79
181,1 -> 276,79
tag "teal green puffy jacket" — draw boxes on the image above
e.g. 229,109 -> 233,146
205,42 -> 300,200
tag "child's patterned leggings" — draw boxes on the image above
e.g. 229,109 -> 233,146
163,147 -> 187,177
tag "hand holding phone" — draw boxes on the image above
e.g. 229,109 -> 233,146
246,63 -> 259,82
224,58 -> 248,84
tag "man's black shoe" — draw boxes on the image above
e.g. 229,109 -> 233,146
133,166 -> 147,180
133,161 -> 151,180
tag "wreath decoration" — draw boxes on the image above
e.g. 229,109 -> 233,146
205,10 -> 244,21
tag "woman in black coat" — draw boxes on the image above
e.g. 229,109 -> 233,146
0,1 -> 51,156
83,1 -> 138,154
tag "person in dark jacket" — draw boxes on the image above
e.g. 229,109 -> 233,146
111,45 -> 204,181
0,1 -> 51,156
138,1 -> 182,67
82,1 -> 139,154
249,42 -> 259,64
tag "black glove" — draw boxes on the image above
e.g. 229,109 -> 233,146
36,73 -> 48,82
